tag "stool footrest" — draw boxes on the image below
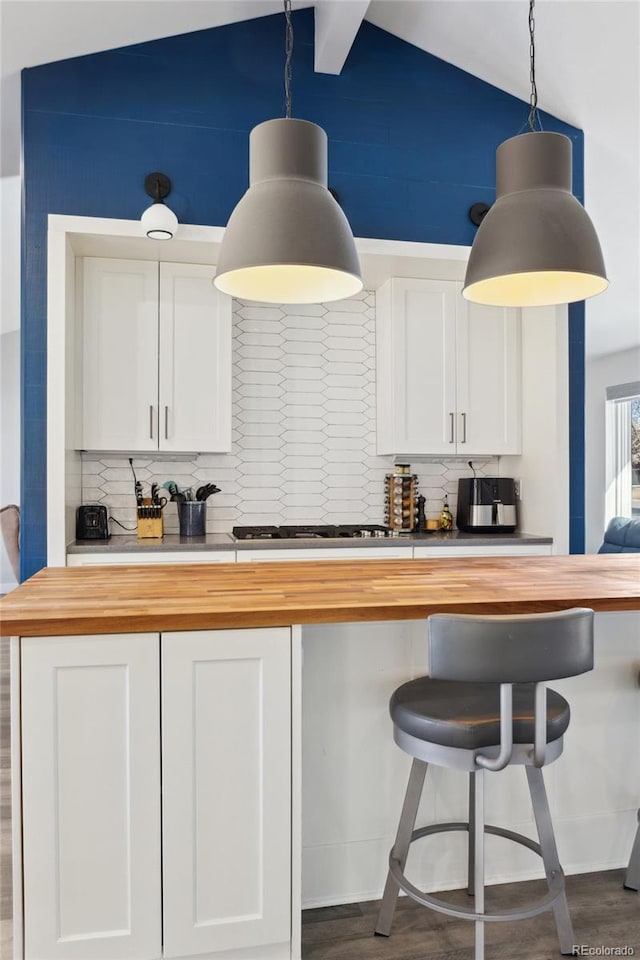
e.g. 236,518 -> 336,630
389,821 -> 565,923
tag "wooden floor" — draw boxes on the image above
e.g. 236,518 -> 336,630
1,639 -> 638,959
301,871 -> 640,959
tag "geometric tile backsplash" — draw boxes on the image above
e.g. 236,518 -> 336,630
81,291 -> 498,535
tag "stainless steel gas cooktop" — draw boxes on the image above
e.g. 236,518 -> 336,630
232,524 -> 396,540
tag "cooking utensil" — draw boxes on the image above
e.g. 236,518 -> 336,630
195,483 -> 221,501
162,480 -> 187,503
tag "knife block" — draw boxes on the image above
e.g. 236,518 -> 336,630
137,503 -> 164,539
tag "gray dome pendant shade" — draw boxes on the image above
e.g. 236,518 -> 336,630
214,117 -> 363,304
463,131 -> 608,308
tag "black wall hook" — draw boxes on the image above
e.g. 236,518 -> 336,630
469,202 -> 490,226
144,172 -> 172,202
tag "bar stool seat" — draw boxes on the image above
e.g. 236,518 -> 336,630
391,678 -> 570,749
376,607 -> 594,960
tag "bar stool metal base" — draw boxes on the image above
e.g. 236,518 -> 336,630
376,759 -> 576,960
386,822 -> 564,922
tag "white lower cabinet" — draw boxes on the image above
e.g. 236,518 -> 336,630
161,629 -> 292,958
20,628 -> 293,960
21,634 -> 162,960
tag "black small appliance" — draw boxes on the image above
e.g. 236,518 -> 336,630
456,478 -> 517,533
76,504 -> 110,540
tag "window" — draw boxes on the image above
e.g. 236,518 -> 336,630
606,382 -> 640,521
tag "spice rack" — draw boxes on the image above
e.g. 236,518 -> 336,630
384,464 -> 419,532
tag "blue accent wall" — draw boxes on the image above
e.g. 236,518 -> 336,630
21,9 -> 585,577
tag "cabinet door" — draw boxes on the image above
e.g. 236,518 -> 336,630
376,278 -> 457,455
82,258 -> 159,451
159,263 -> 232,453
456,299 -> 522,455
21,634 -> 161,960
162,628 -> 291,958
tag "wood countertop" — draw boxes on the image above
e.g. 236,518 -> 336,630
1,554 -> 639,637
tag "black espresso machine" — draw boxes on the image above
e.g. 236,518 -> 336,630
456,477 -> 517,533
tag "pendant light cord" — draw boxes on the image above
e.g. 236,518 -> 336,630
527,0 -> 542,131
284,0 -> 293,119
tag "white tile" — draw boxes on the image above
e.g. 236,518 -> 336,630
240,499 -> 286,513
237,396 -> 284,411
323,298 -> 369,312
237,319 -> 283,335
325,500 -> 369,514
236,422 -> 282,436
236,370 -> 283,384
282,357 -> 326,371
101,480 -> 144,495
324,448 -> 368,463
281,327 -> 325,342
324,350 -> 369,364
281,303 -> 326,316
81,459 -> 106,475
237,487 -> 284,501
281,340 -> 326,355
282,480 -> 326,494
282,392 -> 326,406
240,409 -> 282,424
320,311 -> 369,325
236,458 -> 285,474
325,337 -> 368,351
283,456 -> 326,469
324,386 -> 369,401
322,412 -> 368,426
282,493 -> 327,507
282,405 -> 326,419
238,474 -> 287,489
325,324 -> 368,339
282,430 -> 327,444
280,315 -> 327,330
324,436 -> 369,450
282,417 -> 326,431
281,374 -> 326,389
323,475 -> 366,488
238,332 -> 282,347
281,443 -> 326,456
323,362 -> 368,376
237,435 -> 285,449
323,424 -> 369,439
278,506 -> 326,521
236,350 -> 282,364
324,462 -> 368,476
237,450 -> 285,462
236,382 -> 283,397
323,399 -> 367,413
238,358 -> 281,374
237,306 -> 284,321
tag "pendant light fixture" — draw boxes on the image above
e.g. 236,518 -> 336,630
214,0 -> 363,304
463,0 -> 607,308
141,172 -> 178,240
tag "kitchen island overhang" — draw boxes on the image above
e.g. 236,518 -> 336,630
2,553 -> 640,637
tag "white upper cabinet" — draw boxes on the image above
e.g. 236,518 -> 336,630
81,258 -> 231,453
376,277 -> 521,456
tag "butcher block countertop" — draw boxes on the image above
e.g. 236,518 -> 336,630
1,554 -> 639,637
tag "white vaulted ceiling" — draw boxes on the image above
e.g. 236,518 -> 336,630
1,0 -> 638,357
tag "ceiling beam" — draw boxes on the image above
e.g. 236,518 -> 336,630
314,1 -> 370,75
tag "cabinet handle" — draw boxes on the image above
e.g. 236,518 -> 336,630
149,405 -> 154,440
461,412 -> 467,443
449,412 -> 455,443
164,406 -> 169,440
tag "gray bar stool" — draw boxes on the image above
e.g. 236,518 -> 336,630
376,607 -> 594,960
